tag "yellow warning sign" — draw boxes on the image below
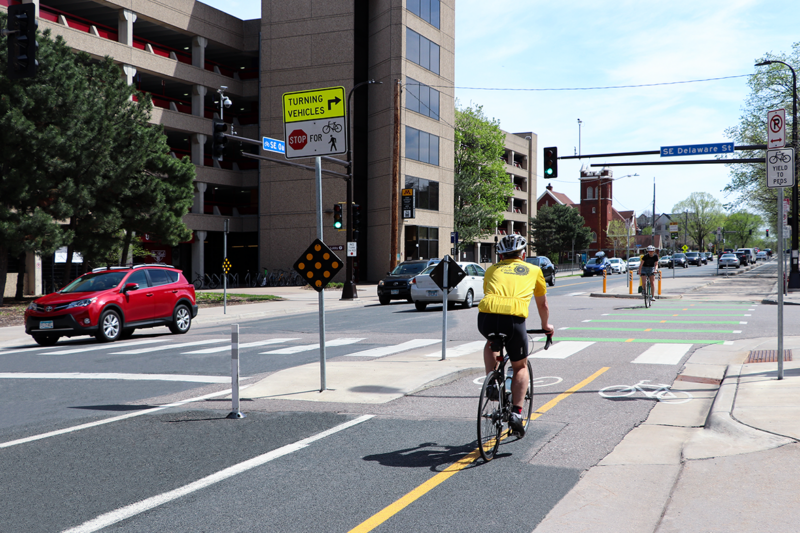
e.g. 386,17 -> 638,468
282,86 -> 346,124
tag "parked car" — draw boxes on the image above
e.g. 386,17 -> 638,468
583,257 -> 611,277
410,262 -> 485,311
24,264 -> 197,346
705,252 -> 714,263
627,256 -> 641,271
377,259 -> 438,305
718,253 -> 741,269
736,251 -> 750,266
607,258 -> 627,274
525,256 -> 557,286
737,248 -> 757,264
756,251 -> 768,261
669,253 -> 688,268
685,252 -> 703,266
659,255 -> 671,268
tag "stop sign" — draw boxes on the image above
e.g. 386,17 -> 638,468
288,129 -> 307,151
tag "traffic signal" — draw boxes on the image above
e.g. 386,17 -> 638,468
352,204 -> 361,240
211,119 -> 227,160
766,229 -> 770,237
333,204 -> 343,229
543,147 -> 558,178
7,4 -> 38,79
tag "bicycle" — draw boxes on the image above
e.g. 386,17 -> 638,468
477,328 -> 553,462
599,380 -> 693,404
642,273 -> 653,308
192,271 -> 204,290
321,120 -> 342,134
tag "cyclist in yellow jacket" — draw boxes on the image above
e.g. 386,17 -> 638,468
478,234 -> 553,437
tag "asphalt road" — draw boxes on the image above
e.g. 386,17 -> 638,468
1,261 -> 796,532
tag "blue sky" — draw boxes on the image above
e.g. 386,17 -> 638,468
199,0 -> 800,217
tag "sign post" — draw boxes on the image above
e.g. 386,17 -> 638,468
429,256 -> 467,361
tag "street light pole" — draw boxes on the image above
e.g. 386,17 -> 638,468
342,79 -> 381,300
756,60 -> 799,287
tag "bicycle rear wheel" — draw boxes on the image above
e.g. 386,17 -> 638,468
643,278 -> 650,308
477,370 -> 503,461
520,360 -> 534,433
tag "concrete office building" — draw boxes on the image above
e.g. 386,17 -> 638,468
1,0 -> 455,291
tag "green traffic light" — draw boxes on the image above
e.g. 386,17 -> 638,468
545,168 -> 553,175
334,221 -> 342,229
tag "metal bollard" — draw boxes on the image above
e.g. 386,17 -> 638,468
628,270 -> 633,294
227,324 -> 245,419
603,269 -> 607,293
657,270 -> 662,296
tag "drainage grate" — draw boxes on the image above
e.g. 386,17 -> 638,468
745,350 -> 793,364
674,375 -> 722,385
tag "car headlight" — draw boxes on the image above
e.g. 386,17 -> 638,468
65,297 -> 97,309
27,302 -> 38,311
378,281 -> 384,287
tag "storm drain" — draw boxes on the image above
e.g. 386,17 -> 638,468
745,350 -> 793,363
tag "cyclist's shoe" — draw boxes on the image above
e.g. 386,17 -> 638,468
509,412 -> 526,437
485,382 -> 499,402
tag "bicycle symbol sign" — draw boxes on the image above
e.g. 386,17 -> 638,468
766,147 -> 795,189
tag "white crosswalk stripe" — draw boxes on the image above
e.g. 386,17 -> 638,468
345,339 -> 440,357
632,344 -> 692,365
260,338 -> 365,355
183,339 -> 299,354
111,339 -> 228,355
424,340 -> 485,358
530,341 -> 594,359
40,338 -> 167,356
0,372 -> 230,383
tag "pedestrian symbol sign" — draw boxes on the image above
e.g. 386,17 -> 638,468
682,245 -> 688,253
282,86 -> 347,160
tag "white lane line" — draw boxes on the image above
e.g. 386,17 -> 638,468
424,340 -> 486,358
0,346 -> 54,355
568,292 -> 586,296
0,388 -> 242,449
0,372 -> 230,383
260,338 -> 365,355
183,339 -> 298,354
39,339 -> 167,356
740,321 -> 748,325
62,415 -> 374,533
733,330 -> 742,334
744,314 -> 752,316
111,339 -> 228,355
582,320 -> 592,323
724,341 -> 734,346
558,327 -> 570,331
632,344 -> 692,365
530,341 -> 594,359
345,339 -> 440,357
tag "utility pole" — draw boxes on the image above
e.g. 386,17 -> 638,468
390,79 -> 401,270
652,180 -> 656,247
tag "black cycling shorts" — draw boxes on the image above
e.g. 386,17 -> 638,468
477,312 -> 528,361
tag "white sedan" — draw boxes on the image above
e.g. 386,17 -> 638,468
410,262 -> 486,311
627,257 -> 641,270
608,258 -> 627,274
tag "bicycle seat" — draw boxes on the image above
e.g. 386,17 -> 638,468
486,333 -> 507,353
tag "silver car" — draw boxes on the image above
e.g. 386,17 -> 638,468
718,253 -> 740,269
409,262 -> 486,311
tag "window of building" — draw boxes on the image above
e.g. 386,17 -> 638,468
405,176 -> 439,211
591,232 -> 597,243
404,226 -> 439,260
406,29 -> 440,75
407,0 -> 440,28
406,77 -> 440,120
405,126 -> 439,165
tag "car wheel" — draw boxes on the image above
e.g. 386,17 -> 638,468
32,333 -> 59,346
96,309 -> 122,342
736,265 -> 741,269
120,328 -> 135,340
548,273 -> 556,286
414,301 -> 427,311
462,289 -> 474,309
379,296 -> 390,305
169,304 -> 192,334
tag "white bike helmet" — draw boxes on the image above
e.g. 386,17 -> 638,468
646,245 -> 655,252
497,234 -> 527,254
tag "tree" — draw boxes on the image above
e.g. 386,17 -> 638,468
672,193 -> 725,251
529,204 -> 593,261
724,43 -> 799,223
725,211 -> 763,249
454,104 -> 513,249
606,220 -> 631,258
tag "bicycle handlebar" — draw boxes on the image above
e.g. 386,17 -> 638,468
526,329 -> 553,350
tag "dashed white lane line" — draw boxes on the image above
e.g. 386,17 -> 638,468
61,415 -> 374,533
0,373 -> 230,383
632,344 -> 692,365
0,388 -> 242,449
260,338 -> 365,355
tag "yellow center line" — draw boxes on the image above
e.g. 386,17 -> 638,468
348,367 -> 610,533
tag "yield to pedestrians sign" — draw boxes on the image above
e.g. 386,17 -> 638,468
767,148 -> 795,188
282,86 -> 347,159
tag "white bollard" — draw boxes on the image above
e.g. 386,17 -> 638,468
227,324 -> 245,419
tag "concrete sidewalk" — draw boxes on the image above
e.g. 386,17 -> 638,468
532,336 -> 800,533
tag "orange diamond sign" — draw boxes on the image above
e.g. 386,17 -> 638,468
293,239 -> 343,292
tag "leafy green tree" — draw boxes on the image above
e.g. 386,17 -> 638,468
454,104 -> 513,249
673,193 -> 725,251
724,211 -> 763,249
607,219 -> 632,258
529,204 -> 593,261
724,43 -> 799,222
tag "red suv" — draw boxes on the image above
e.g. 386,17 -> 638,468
25,264 -> 198,346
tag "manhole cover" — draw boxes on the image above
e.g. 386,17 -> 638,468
745,350 -> 793,364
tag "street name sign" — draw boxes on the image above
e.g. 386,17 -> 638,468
262,136 -> 285,154
661,142 -> 734,157
767,148 -> 795,188
768,109 -> 786,149
282,86 -> 347,159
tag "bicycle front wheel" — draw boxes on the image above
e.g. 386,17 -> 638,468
520,360 -> 534,433
477,370 -> 503,462
643,278 -> 650,308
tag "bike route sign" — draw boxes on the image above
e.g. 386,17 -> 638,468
282,86 -> 347,159
767,147 -> 795,188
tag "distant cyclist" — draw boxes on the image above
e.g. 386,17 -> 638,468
477,235 -> 554,438
638,245 -> 659,301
